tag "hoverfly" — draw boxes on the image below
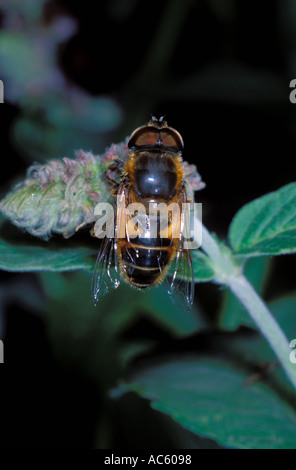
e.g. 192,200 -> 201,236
92,116 -> 196,310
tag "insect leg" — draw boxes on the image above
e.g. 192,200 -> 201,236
103,170 -> 120,192
110,156 -> 125,169
75,216 -> 97,233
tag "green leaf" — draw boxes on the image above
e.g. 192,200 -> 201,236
0,217 -> 97,272
123,357 -> 296,449
218,257 -> 271,330
0,218 -> 212,339
0,239 -> 96,272
169,250 -> 215,283
192,251 -> 215,282
0,218 -> 210,338
229,183 -> 296,256
217,294 -> 296,398
0,203 -> 215,282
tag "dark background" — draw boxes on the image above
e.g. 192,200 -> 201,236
1,0 -> 296,448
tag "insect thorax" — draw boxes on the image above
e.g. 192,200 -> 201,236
130,151 -> 182,200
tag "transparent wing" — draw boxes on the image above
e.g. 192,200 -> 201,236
164,187 -> 195,311
166,246 -> 194,311
91,183 -> 128,305
91,236 -> 121,305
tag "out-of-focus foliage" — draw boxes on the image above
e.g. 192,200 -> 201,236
0,0 -> 121,161
36,270 -> 206,386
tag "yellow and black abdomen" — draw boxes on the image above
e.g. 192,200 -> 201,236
119,236 -> 173,288
117,151 -> 183,288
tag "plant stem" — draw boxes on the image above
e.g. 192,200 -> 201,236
198,220 -> 226,267
194,216 -> 296,390
229,274 -> 296,390
194,216 -> 239,279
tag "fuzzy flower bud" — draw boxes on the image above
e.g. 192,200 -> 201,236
0,139 -> 205,240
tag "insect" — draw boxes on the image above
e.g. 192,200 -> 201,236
92,116 -> 195,310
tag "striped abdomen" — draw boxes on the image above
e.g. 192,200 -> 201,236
117,201 -> 182,288
118,236 -> 175,288
118,151 -> 183,288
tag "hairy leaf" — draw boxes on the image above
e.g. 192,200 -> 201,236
229,183 -> 296,256
122,357 -> 296,449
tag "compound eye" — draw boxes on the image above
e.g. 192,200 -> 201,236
128,127 -> 159,149
160,128 -> 184,152
128,123 -> 184,152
